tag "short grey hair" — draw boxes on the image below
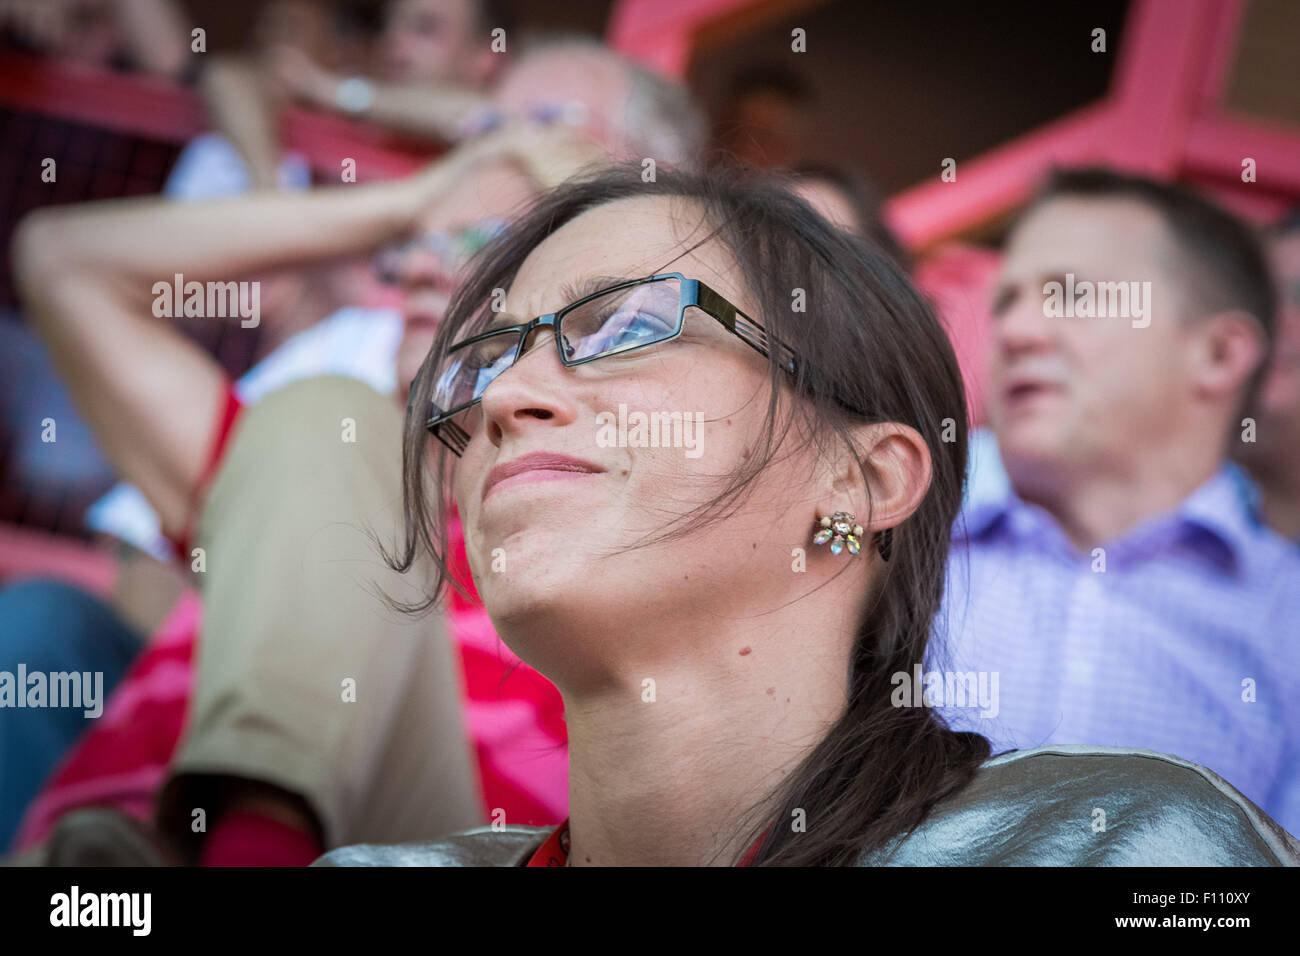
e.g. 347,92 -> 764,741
621,60 -> 708,170
517,31 -> 708,171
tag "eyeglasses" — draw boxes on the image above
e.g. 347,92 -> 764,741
422,272 -> 800,455
455,100 -> 592,139
373,219 -> 509,286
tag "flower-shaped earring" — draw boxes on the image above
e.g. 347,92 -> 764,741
813,512 -> 893,561
813,512 -> 863,556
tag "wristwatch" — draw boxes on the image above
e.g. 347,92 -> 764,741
335,76 -> 375,115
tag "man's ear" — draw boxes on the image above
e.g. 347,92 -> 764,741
1190,309 -> 1267,402
819,422 -> 932,534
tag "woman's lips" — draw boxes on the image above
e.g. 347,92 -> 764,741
482,452 -> 605,502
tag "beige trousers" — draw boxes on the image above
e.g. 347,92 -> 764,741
155,376 -> 483,858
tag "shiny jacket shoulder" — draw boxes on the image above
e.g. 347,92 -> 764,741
312,746 -> 1300,866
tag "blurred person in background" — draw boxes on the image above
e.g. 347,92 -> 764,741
455,31 -> 707,170
0,0 -> 193,849
1235,210 -> 1300,542
0,0 -> 189,78
789,163 -> 911,271
264,0 -> 508,139
713,65 -> 815,170
7,37 -> 707,865
198,0 -> 509,192
0,579 -> 145,851
933,168 -> 1300,837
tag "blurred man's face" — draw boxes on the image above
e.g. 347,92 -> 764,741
391,162 -> 537,391
378,0 -> 486,86
386,48 -> 644,394
491,48 -> 630,153
256,0 -> 333,60
56,0 -> 120,66
988,198 -> 1198,484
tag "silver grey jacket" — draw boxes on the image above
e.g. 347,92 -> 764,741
312,746 -> 1300,866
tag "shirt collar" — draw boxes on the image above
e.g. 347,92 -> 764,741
959,464 -> 1263,576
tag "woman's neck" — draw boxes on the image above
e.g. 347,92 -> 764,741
560,623 -> 850,866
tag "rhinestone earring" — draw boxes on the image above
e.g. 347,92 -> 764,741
813,512 -> 864,556
812,512 -> 893,561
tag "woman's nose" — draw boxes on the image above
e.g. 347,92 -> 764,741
478,328 -> 577,445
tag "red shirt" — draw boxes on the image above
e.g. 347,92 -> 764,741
167,382 -> 245,558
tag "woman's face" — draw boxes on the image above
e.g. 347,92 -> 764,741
449,195 -> 834,685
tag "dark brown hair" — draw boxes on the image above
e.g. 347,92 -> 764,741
388,161 -> 989,866
790,161 -> 913,272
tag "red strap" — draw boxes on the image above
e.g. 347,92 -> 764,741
737,822 -> 774,867
525,818 -> 772,867
525,819 -> 571,867
167,381 -> 245,559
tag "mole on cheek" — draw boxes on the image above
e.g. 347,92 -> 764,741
739,646 -> 752,656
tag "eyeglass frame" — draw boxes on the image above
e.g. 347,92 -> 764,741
422,271 -> 801,456
372,219 -> 510,286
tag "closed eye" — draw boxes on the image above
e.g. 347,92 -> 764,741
589,309 -> 677,353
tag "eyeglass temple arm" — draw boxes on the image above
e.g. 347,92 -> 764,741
691,281 -> 800,375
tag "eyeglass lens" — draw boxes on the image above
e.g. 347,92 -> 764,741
430,277 -> 684,436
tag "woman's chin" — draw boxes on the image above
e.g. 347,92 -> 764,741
475,572 -> 584,629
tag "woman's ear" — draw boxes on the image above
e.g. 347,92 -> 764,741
821,422 -> 932,535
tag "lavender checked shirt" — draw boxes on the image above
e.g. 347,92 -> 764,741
931,455 -> 1300,837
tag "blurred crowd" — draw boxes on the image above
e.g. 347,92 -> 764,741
0,0 -> 1297,865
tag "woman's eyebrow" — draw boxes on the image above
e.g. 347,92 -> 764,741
557,274 -> 644,305
477,274 -> 646,334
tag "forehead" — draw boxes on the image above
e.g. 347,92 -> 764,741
1003,196 -> 1171,278
505,194 -> 750,317
494,49 -> 629,112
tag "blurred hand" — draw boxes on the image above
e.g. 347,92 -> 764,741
457,121 -> 612,191
265,44 -> 338,107
394,121 -> 613,240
